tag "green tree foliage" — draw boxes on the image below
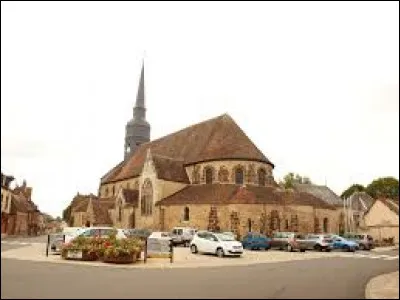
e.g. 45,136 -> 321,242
340,184 -> 365,199
62,205 -> 72,222
280,172 -> 312,189
365,177 -> 399,199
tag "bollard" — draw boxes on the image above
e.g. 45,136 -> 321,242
170,239 -> 173,263
144,238 -> 148,264
46,234 -> 50,257
62,234 -> 65,243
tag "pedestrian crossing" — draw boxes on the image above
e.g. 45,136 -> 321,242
1,241 -> 43,246
332,253 -> 399,261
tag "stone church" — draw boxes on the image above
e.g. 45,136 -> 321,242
67,63 -> 344,238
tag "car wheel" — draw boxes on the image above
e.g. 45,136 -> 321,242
287,244 -> 293,252
190,245 -> 198,254
325,248 -> 331,252
216,247 -> 224,258
300,249 -> 306,252
314,244 -> 322,252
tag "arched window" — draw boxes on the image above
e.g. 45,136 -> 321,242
235,167 -> 244,185
112,186 -> 115,196
323,218 -> 329,233
314,217 -> 320,233
205,167 -> 213,184
183,207 -> 190,221
258,168 -> 266,186
104,187 -> 108,197
141,179 -> 153,216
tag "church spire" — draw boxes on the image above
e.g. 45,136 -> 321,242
124,61 -> 151,160
135,61 -> 145,108
133,61 -> 146,120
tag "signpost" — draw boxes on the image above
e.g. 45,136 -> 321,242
144,232 -> 173,263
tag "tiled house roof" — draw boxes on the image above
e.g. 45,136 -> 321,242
347,191 -> 375,212
293,184 -> 343,207
101,114 -> 274,184
157,184 -> 336,210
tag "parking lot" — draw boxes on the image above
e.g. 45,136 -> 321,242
1,239 -> 398,269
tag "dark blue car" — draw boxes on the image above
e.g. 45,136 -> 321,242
242,232 -> 271,251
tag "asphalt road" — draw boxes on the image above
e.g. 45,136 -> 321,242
1,253 -> 398,299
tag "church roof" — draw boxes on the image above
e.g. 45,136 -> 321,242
293,184 -> 343,207
156,184 -> 336,210
152,155 -> 190,183
102,114 -> 273,184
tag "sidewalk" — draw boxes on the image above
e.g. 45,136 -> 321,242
365,271 -> 399,299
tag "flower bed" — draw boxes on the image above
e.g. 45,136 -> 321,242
60,229 -> 144,264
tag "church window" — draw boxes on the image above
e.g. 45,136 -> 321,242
183,207 -> 190,221
141,179 -> 153,216
258,168 -> 266,186
104,187 -> 108,197
235,167 -> 244,185
205,167 -> 213,184
112,186 -> 115,196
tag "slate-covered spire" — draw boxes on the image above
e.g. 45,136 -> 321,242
124,61 -> 151,160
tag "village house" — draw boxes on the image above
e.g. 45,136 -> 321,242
63,64 -> 346,238
1,172 -> 42,236
361,197 -> 399,244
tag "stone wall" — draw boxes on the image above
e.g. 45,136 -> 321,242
159,203 -> 341,238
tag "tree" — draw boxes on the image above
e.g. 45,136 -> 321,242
280,172 -> 313,189
340,184 -> 365,199
365,177 -> 399,199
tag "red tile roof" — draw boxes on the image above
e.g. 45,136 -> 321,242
156,184 -> 336,210
101,114 -> 273,184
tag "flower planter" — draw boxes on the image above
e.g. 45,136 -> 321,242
102,253 -> 137,264
62,249 -> 98,261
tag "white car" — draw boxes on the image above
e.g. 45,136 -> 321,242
189,231 -> 243,257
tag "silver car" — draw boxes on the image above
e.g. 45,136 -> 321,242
303,234 -> 333,252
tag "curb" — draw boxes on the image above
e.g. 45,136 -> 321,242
365,271 -> 399,299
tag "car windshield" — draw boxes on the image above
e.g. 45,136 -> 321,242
216,234 -> 235,241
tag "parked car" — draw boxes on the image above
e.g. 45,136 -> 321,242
329,235 -> 359,252
342,233 -> 374,250
270,232 -> 307,252
303,234 -> 333,252
171,227 -> 197,247
124,228 -> 152,240
190,231 -> 243,257
50,227 -> 85,254
242,232 -> 271,251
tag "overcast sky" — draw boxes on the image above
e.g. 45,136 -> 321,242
1,2 -> 399,218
